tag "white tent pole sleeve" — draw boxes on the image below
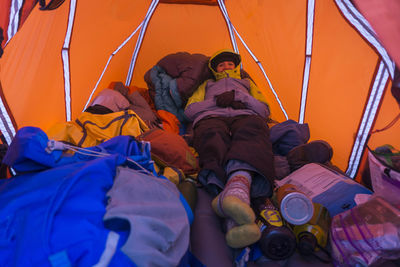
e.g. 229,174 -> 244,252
298,0 -> 315,124
5,0 -> 23,46
217,0 -> 239,53
0,97 -> 16,145
125,0 -> 159,86
61,0 -> 77,121
346,61 -> 389,178
335,0 -> 395,78
334,0 -> 394,178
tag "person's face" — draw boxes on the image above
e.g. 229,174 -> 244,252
216,61 -> 235,73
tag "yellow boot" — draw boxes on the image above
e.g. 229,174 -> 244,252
225,222 -> 261,248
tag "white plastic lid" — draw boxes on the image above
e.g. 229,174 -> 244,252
280,192 -> 314,225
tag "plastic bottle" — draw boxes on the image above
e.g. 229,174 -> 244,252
255,198 -> 297,260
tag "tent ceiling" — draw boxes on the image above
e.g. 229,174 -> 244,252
0,0 -> 398,179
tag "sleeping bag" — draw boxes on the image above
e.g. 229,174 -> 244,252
0,127 -> 192,267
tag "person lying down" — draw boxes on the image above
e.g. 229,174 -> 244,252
184,49 -> 276,248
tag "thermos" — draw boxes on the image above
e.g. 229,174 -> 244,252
255,198 -> 297,260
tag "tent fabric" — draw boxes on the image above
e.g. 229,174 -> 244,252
352,0 -> 400,68
160,0 -> 218,5
391,68 -> 400,106
0,0 -> 399,180
0,0 -> 38,49
0,27 -> 3,57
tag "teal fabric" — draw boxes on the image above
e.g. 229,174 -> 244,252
150,65 -> 186,123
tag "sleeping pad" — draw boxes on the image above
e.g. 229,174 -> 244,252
0,127 -> 193,267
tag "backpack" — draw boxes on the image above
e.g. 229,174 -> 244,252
47,110 -> 148,147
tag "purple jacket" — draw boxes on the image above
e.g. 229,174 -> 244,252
184,77 -> 270,126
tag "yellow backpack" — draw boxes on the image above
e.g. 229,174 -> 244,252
47,110 -> 148,147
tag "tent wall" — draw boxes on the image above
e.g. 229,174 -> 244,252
0,0 -> 398,178
353,0 -> 400,68
0,3 -> 69,136
0,0 -> 38,48
305,0 -> 382,174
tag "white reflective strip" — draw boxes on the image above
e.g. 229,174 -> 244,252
63,0 -> 77,49
306,0 -> 315,56
346,61 -> 389,177
232,27 -> 289,120
299,0 -> 316,123
62,49 -> 71,121
0,96 -> 16,136
83,22 -> 143,111
92,231 -> 120,267
217,0 -> 239,53
348,69 -> 388,178
125,0 -> 159,86
0,96 -> 16,144
346,61 -> 384,175
299,1 -> 315,123
11,0 -> 23,37
340,0 -> 376,34
61,0 -> 77,121
336,0 -> 395,78
6,2 -> 16,43
6,0 -> 23,45
0,121 -> 12,145
299,56 -> 311,124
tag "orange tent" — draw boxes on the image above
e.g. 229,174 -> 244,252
0,0 -> 399,180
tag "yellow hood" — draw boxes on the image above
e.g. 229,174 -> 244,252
208,49 -> 242,81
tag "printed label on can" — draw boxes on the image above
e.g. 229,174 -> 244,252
260,209 -> 283,227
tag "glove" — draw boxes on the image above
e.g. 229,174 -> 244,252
230,101 -> 246,110
215,90 -> 235,108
